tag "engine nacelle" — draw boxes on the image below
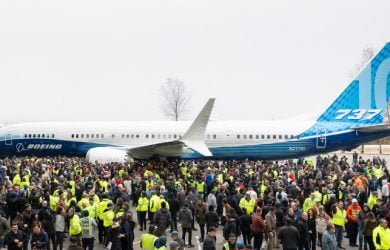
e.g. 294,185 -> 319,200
86,147 -> 132,164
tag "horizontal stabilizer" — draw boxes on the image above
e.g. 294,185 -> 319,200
354,124 -> 390,133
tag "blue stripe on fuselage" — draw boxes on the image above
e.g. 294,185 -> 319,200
0,130 -> 388,160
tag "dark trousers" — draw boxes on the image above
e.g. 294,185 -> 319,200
253,231 -> 263,250
309,233 -> 316,250
149,211 -> 155,224
365,235 -> 374,250
171,214 -> 178,231
98,219 -> 104,244
23,232 -> 30,250
138,211 -> 147,230
242,231 -> 252,245
82,237 -> 94,250
47,233 -> 56,250
182,227 -> 193,245
347,221 -> 358,245
55,232 -> 64,250
317,233 -> 323,248
199,224 -> 205,240
298,240 -> 310,250
335,225 -> 344,247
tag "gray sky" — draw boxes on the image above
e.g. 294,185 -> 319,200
0,0 -> 389,123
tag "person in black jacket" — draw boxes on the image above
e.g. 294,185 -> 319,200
205,205 -> 219,236
107,219 -> 124,250
40,210 -> 55,250
278,218 -> 300,250
5,223 -> 25,250
30,225 -> 48,250
223,213 -> 241,241
168,194 -> 180,232
239,208 -> 252,245
296,212 -> 310,250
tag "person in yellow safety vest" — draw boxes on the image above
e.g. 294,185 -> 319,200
149,192 -> 160,224
137,191 -> 149,231
146,179 -> 155,192
141,225 -> 158,250
50,194 -> 60,212
103,203 -> 115,244
154,235 -> 167,250
314,189 -> 322,201
179,162 -> 187,177
367,191 -> 378,210
157,195 -> 170,211
372,165 -> 384,179
272,169 -> 278,180
78,193 -> 90,209
259,182 -> 268,195
196,179 -> 205,200
20,173 -> 30,189
66,196 -> 77,209
97,195 -> 112,244
69,208 -> 82,246
99,179 -> 108,193
239,192 -> 256,215
223,233 -> 238,250
303,193 -> 316,212
332,201 -> 347,248
337,182 -> 346,201
12,173 -> 21,186
80,210 -> 98,249
188,179 -> 196,189
373,219 -> 390,250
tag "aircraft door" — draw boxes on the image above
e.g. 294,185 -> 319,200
5,132 -> 12,146
316,129 -> 327,149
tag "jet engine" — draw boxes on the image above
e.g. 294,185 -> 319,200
86,147 -> 132,164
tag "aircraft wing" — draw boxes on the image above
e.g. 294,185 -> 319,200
126,98 -> 215,159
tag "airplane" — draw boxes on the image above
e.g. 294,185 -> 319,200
0,42 -> 389,163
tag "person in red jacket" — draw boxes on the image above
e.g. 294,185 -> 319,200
346,198 -> 362,247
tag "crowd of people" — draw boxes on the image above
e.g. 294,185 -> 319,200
0,153 -> 389,250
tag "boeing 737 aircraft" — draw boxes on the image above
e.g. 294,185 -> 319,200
0,43 -> 389,163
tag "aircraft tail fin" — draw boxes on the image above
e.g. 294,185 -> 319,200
301,42 -> 390,136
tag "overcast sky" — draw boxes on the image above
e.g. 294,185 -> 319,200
0,0 -> 389,123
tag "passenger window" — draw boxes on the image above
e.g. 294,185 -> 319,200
256,135 -> 259,139
96,134 -> 100,139
29,134 -> 32,138
157,134 -> 161,139
112,134 -> 115,139
81,134 -> 84,138
279,135 -> 282,139
42,134 -> 45,138
52,134 -> 55,138
145,134 -> 149,139
76,134 -> 79,138
91,134 -> 94,138
261,135 -> 265,139
33,134 -> 36,138
37,134 -> 40,138
136,134 -> 139,138
131,134 -> 134,139
163,135 -> 166,139
273,135 -> 276,139
126,134 -> 129,139
267,135 -> 270,139
285,135 -> 288,139
168,135 -> 171,139
174,134 -> 177,139
243,135 -> 247,139
101,134 -> 104,138
291,135 -> 294,139
121,134 -> 125,139
237,135 -> 240,139
86,134 -> 89,139
213,134 -> 216,139
249,135 -> 253,139
24,134 -> 27,138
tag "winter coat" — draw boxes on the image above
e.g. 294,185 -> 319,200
154,208 -> 172,233
205,211 -> 219,229
178,207 -> 193,228
195,204 -> 207,225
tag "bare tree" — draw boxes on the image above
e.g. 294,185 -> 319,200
348,46 -> 376,79
159,78 -> 190,121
